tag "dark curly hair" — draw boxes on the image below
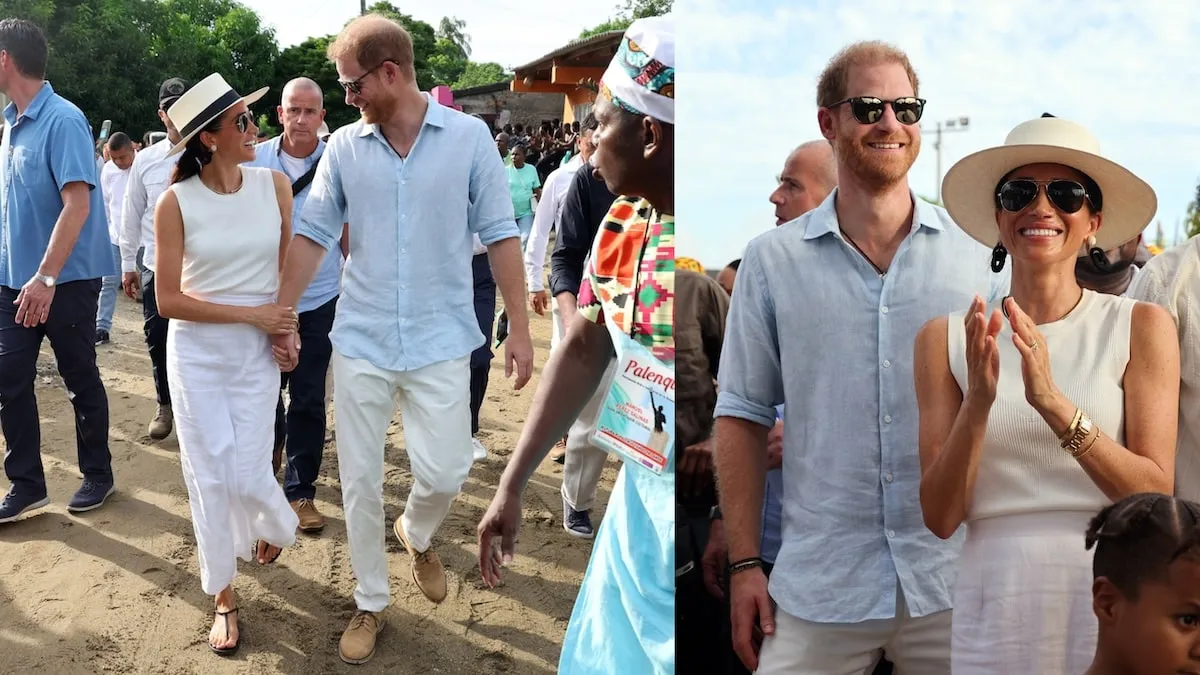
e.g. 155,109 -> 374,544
1085,492 -> 1200,599
170,116 -> 225,185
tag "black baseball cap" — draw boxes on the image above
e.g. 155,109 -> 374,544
159,78 -> 190,109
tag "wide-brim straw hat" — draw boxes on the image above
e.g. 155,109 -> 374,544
942,116 -> 1156,251
165,73 -> 268,157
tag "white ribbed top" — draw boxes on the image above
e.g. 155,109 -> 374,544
947,289 -> 1134,521
170,166 -> 281,298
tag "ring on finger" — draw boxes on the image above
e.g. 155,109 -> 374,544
1028,340 -> 1039,351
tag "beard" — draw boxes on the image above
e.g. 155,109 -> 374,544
836,131 -> 919,191
360,92 -> 398,124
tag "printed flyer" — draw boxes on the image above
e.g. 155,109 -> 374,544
591,334 -> 675,475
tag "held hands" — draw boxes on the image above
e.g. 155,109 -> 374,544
1003,297 -> 1060,411
270,332 -> 300,372
14,277 -> 55,327
253,303 -> 299,335
964,295 -> 1002,409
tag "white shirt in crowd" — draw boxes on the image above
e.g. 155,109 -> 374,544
100,159 -> 130,246
1127,239 -> 1200,500
523,154 -> 583,292
120,137 -> 182,274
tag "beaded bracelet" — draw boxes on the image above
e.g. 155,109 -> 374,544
728,557 -> 764,576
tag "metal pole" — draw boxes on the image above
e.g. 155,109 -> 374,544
360,0 -> 367,15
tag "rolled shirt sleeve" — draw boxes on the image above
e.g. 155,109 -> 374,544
713,241 -> 784,429
468,123 -> 519,246
295,137 -> 346,251
49,115 -> 99,191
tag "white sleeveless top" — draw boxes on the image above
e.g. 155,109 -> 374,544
947,289 -> 1134,521
170,166 -> 281,298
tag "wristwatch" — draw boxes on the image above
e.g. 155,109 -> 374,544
32,273 -> 56,288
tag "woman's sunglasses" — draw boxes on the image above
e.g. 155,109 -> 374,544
829,96 -> 925,125
996,179 -> 1094,214
217,111 -> 254,134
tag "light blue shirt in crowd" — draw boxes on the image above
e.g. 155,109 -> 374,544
294,95 -> 518,372
1,82 -> 114,288
248,136 -> 342,314
715,190 -> 1008,624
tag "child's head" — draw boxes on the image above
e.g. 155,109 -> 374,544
1086,493 -> 1200,674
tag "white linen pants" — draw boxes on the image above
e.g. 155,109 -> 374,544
332,350 -> 473,612
552,301 -> 613,512
756,581 -> 952,674
167,302 -> 299,596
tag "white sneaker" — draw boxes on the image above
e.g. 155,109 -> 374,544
472,437 -> 488,461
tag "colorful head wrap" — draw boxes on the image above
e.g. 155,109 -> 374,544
599,14 -> 674,124
675,257 -> 705,274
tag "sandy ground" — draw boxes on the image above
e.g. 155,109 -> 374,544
0,291 -> 615,674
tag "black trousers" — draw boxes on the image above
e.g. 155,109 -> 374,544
469,253 -> 496,435
0,280 -> 112,496
273,296 -> 337,502
140,274 -> 171,406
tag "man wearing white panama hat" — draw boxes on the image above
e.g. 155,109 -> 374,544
714,41 -> 1003,674
273,13 -> 533,665
917,113 -> 1179,673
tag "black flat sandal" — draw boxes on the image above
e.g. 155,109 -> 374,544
209,607 -> 240,656
255,540 -> 282,564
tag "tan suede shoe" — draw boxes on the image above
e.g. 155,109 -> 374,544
338,610 -> 386,665
148,404 -> 173,440
291,498 -> 325,533
393,518 -> 447,603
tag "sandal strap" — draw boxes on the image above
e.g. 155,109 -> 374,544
215,607 -> 239,616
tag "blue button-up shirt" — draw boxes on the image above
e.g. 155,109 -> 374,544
0,82 -> 114,288
715,190 -> 1008,623
248,136 -> 342,314
295,95 -> 518,372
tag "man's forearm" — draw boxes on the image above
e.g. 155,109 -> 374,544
499,317 -> 613,493
555,292 -> 577,321
279,235 -> 327,307
487,237 -> 529,328
714,416 -> 769,561
39,191 -> 90,277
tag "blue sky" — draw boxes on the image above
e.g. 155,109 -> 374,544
676,0 -> 1200,267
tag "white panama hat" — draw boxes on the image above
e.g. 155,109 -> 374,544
942,115 -> 1156,251
165,73 -> 268,157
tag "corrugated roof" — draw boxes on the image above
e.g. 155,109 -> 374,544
512,30 -> 624,74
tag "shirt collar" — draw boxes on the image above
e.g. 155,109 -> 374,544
3,81 -> 53,125
272,135 -> 325,161
802,187 -> 944,240
357,93 -> 446,140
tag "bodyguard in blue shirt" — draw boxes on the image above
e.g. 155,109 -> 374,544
0,19 -> 116,523
248,77 -> 346,534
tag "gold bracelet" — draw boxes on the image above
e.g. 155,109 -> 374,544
1059,408 -> 1083,445
1073,425 -> 1101,460
1063,412 -> 1094,454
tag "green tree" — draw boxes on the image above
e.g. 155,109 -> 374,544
265,35 -> 361,132
437,16 -> 470,59
364,2 -> 438,89
1186,180 -> 1200,239
428,37 -> 468,87
580,0 -> 672,38
452,62 -> 510,90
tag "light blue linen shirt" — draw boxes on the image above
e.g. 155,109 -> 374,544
294,95 -> 518,372
1,82 -> 114,288
715,189 -> 1009,623
248,136 -> 342,314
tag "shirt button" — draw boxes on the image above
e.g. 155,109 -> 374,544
885,472 -> 894,483
400,248 -> 407,254
884,415 -> 892,424
881,305 -> 889,314
887,530 -> 896,538
882,359 -> 891,368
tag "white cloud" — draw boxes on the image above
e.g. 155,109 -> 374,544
678,0 -> 1200,266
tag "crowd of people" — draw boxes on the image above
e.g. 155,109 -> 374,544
0,11 -> 677,674
676,39 -> 1200,675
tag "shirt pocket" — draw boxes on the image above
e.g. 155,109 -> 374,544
11,146 -> 51,189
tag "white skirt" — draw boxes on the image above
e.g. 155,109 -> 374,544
952,511 -> 1097,675
166,294 -> 299,595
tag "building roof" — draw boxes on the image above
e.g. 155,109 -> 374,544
512,30 -> 624,76
451,81 -> 512,97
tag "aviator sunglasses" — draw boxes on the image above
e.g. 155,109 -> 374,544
829,96 -> 926,125
996,179 -> 1094,214
338,60 -> 396,95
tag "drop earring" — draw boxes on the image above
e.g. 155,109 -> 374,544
1087,234 -> 1110,272
990,243 -> 1007,273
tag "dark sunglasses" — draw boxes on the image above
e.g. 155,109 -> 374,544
338,60 -> 394,95
829,96 -> 925,125
996,179 -> 1094,214
215,111 -> 254,134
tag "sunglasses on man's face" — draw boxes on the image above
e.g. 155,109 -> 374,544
338,60 -> 393,95
996,179 -> 1093,214
829,96 -> 925,125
